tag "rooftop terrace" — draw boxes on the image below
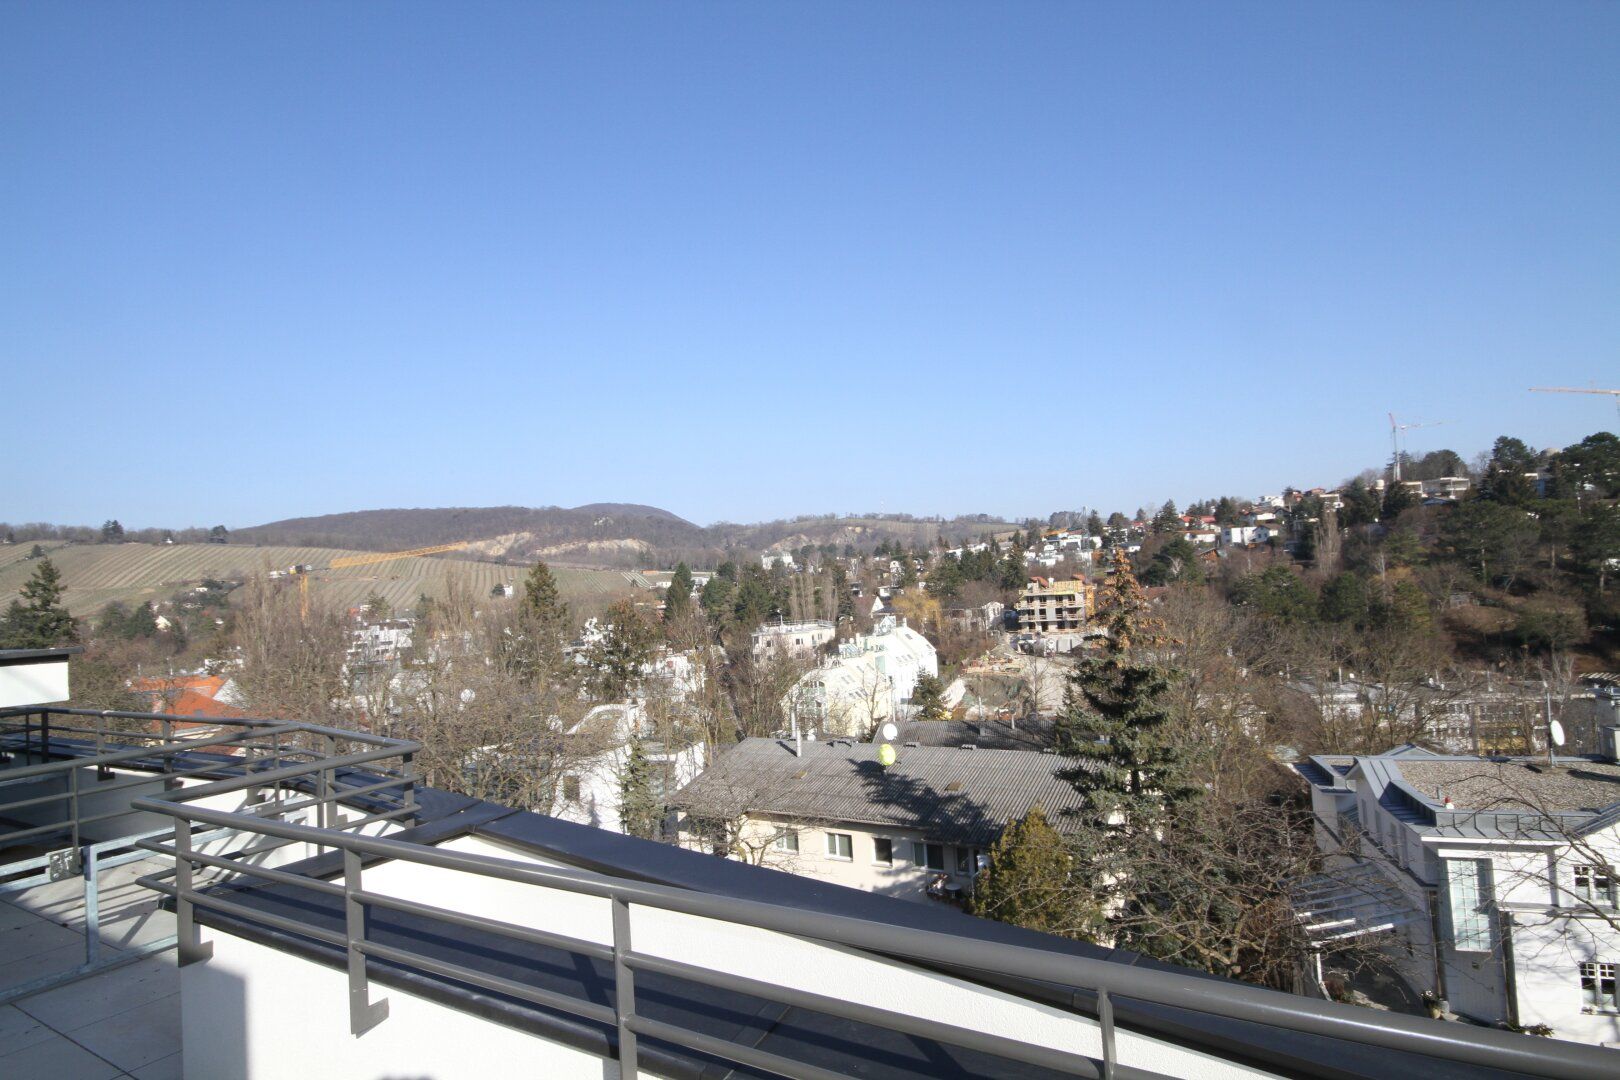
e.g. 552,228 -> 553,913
3,690 -> 1617,1078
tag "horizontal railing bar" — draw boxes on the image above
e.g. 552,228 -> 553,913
357,939 -> 618,1026
137,840 -> 347,897
623,950 -> 1149,1080
625,1013 -> 851,1080
143,879 -> 349,949
157,744 -> 416,803
5,706 -> 417,750
355,889 -> 615,962
0,723 -> 307,782
129,796 -> 1614,1080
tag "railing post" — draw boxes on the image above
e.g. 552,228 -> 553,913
613,896 -> 638,1078
82,841 -> 100,967
69,767 -> 81,851
318,735 -> 336,830
401,751 -> 416,820
1098,987 -> 1115,1080
174,822 -> 213,966
343,848 -> 389,1035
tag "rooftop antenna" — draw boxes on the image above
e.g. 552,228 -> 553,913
1388,414 -> 1449,482
1530,385 -> 1620,422
1548,691 -> 1565,765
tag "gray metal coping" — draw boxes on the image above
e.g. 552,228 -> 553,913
161,776 -> 1549,1080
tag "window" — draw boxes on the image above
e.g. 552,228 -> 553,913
825,832 -> 853,860
1574,865 -> 1616,908
955,847 -> 976,876
1580,962 -> 1618,1012
1446,859 -> 1493,952
872,838 -> 893,866
561,775 -> 580,802
772,828 -> 799,853
911,841 -> 945,871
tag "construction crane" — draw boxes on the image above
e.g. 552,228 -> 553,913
278,542 -> 472,618
1388,414 -> 1449,482
1530,386 -> 1620,421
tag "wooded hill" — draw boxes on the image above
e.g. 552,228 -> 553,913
227,505 -> 1019,568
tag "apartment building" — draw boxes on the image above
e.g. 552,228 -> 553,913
1295,732 -> 1620,1047
1017,577 -> 1093,634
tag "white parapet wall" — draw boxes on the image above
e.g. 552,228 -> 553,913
180,832 -> 1279,1079
0,654 -> 70,708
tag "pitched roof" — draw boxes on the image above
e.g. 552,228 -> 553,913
164,689 -> 246,720
669,738 -> 1088,845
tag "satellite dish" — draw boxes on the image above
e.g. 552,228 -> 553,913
880,722 -> 899,742
877,743 -> 897,767
1549,719 -> 1566,748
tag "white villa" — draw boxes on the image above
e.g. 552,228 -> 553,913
785,619 -> 938,737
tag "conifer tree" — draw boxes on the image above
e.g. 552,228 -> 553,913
618,737 -> 663,839
971,806 -> 1097,938
909,673 -> 948,721
1054,549 -> 1192,834
663,563 -> 694,622
521,559 -> 569,636
1,558 -> 78,648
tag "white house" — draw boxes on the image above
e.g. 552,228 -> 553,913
786,619 -> 938,737
1294,732 -> 1620,1046
552,703 -> 707,836
751,619 -> 837,661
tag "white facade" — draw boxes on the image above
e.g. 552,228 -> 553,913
552,704 -> 707,835
1299,747 -> 1620,1047
787,620 -> 938,737
750,619 -> 836,661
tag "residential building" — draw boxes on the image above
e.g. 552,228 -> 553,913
762,551 -> 796,571
669,737 -> 1086,903
750,619 -> 836,661
1420,476 -> 1473,500
786,619 -> 938,736
1017,578 -> 1092,635
552,703 -> 706,836
1294,733 -> 1620,1046
943,600 -> 1005,634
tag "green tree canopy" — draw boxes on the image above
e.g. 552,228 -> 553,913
663,563 -> 694,623
971,806 -> 1096,938
618,737 -> 663,839
1,558 -> 78,648
909,672 -> 948,721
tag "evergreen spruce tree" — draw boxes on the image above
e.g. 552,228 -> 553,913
909,673 -> 948,721
521,559 -> 570,636
971,807 -> 1097,937
664,563 -> 694,622
1054,549 -> 1192,834
1,558 -> 78,648
618,737 -> 664,839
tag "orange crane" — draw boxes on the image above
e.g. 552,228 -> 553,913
282,542 -> 471,618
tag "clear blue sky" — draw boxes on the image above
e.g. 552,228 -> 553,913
4,3 -> 1616,529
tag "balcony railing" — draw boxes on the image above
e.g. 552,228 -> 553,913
129,739 -> 1618,1080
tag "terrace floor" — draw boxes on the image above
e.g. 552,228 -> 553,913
0,857 -> 181,1079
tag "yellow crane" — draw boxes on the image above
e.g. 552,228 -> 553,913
285,542 -> 471,618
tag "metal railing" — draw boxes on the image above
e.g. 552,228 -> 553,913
0,706 -> 420,1001
130,770 -> 1620,1080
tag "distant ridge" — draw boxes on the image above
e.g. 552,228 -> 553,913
231,505 -> 1019,569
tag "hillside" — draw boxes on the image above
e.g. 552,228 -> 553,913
232,506 -> 1018,568
0,542 -> 633,618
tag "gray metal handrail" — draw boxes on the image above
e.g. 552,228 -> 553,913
132,791 -> 1620,1080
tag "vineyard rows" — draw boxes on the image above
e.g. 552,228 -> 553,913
0,543 -> 633,618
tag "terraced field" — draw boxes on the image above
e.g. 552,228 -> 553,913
0,543 -> 633,618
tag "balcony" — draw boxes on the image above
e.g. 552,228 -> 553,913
3,704 -> 1616,1079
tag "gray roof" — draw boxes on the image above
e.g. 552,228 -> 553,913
669,737 -> 1087,845
892,717 -> 1055,752
1398,759 -> 1620,815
